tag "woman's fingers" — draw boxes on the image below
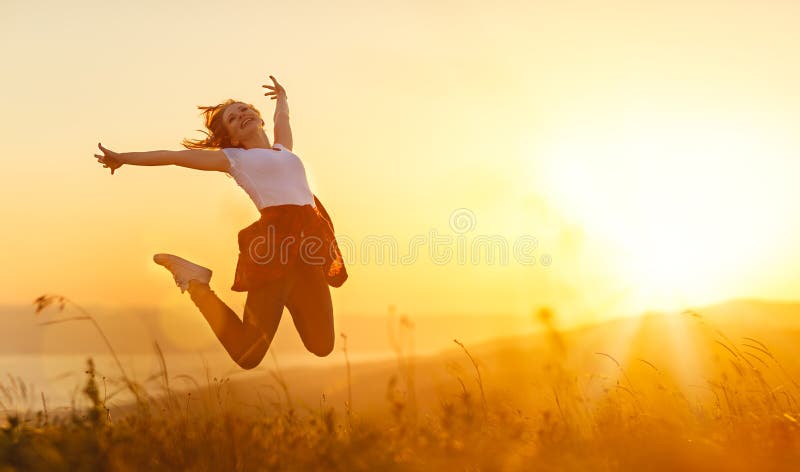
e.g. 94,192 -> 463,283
262,75 -> 279,87
262,76 -> 278,89
93,146 -> 119,175
262,75 -> 286,97
98,142 -> 116,158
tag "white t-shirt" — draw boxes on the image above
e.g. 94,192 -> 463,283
222,144 -> 315,210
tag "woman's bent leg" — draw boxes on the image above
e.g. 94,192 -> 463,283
284,264 -> 335,357
187,280 -> 284,369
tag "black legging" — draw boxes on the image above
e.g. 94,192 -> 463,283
187,262 -> 334,369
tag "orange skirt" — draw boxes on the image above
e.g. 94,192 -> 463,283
231,195 -> 348,292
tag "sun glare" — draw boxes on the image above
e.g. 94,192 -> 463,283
530,111 -> 788,312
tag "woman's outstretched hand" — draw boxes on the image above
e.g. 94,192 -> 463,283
262,75 -> 287,100
94,143 -> 125,175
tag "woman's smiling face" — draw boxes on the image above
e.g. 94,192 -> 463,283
222,102 -> 265,146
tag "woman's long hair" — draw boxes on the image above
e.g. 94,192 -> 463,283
182,99 -> 264,149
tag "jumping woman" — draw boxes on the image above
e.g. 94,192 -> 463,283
94,75 -> 348,369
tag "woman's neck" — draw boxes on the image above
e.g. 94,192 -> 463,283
239,130 -> 271,149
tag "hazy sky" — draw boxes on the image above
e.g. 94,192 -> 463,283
2,0 -> 799,325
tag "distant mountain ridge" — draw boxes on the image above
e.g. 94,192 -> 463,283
1,298 -> 797,357
0,303 -> 535,356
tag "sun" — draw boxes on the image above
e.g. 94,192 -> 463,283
527,111 -> 787,313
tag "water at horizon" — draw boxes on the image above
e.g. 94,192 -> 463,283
0,350 -> 393,411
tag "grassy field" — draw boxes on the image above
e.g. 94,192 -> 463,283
2,297 -> 800,471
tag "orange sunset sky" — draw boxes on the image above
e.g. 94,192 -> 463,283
2,0 -> 799,327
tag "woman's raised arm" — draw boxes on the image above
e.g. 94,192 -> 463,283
94,143 -> 230,174
263,75 -> 293,151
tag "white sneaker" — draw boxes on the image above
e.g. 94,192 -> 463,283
153,253 -> 212,293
